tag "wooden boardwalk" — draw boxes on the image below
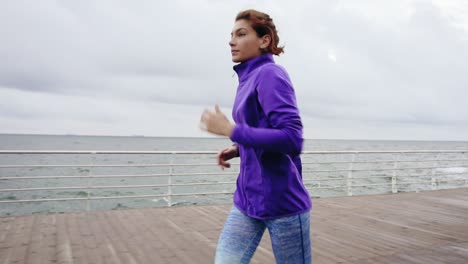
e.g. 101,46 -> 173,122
1,188 -> 468,264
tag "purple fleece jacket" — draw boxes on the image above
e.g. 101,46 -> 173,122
230,53 -> 311,220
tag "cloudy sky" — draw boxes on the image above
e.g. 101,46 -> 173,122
1,0 -> 467,140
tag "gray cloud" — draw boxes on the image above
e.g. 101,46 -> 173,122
1,0 -> 467,140
279,1 -> 468,127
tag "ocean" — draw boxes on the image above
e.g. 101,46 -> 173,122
1,134 -> 467,216
1,133 -> 468,151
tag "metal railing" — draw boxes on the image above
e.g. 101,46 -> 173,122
1,150 -> 467,215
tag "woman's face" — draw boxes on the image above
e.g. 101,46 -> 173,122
229,19 -> 265,63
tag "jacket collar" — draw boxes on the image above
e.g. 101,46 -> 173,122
233,53 -> 274,82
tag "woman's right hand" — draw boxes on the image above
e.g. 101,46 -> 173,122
217,145 -> 239,170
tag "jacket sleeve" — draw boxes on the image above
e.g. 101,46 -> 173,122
230,65 -> 304,155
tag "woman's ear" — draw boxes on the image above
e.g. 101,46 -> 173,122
260,34 -> 271,49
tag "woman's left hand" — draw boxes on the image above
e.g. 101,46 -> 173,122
200,105 -> 234,137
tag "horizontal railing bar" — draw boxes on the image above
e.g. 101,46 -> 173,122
304,178 -> 345,182
1,182 -> 465,203
1,159 -> 467,169
2,166 -> 458,177
307,186 -> 347,190
304,175 -> 393,182
2,170 -> 466,181
3,173 -> 465,193
354,175 -> 395,180
0,163 -> 242,169
169,191 -> 234,197
370,173 -> 467,180
0,186 -> 152,192
305,172 -> 468,182
1,150 -> 466,155
397,178 -> 468,185
342,183 -> 393,188
305,166 -> 468,173
0,150 -> 220,154
0,194 -> 155,203
439,179 -> 468,183
396,174 -> 468,179
394,180 -> 467,185
396,175 -> 435,179
0,191 -> 235,203
397,181 -> 432,185
306,183 -> 406,191
302,159 -> 468,165
0,172 -> 240,180
0,181 -> 237,192
0,195 -> 165,203
302,150 -> 468,154
306,182 -> 394,189
400,174 -> 468,179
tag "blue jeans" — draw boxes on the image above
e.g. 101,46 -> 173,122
215,206 -> 311,264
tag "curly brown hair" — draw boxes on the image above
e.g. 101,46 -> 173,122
235,9 -> 284,55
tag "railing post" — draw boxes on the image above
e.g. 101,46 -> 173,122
347,154 -> 355,196
392,153 -> 399,194
87,153 -> 94,212
168,153 -> 174,207
431,153 -> 440,191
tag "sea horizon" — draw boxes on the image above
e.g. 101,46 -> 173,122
1,132 -> 467,143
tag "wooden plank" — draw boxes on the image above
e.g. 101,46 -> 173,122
78,213 -> 102,264
66,213 -> 88,264
0,188 -> 467,264
0,216 -> 24,264
37,215 -> 58,264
